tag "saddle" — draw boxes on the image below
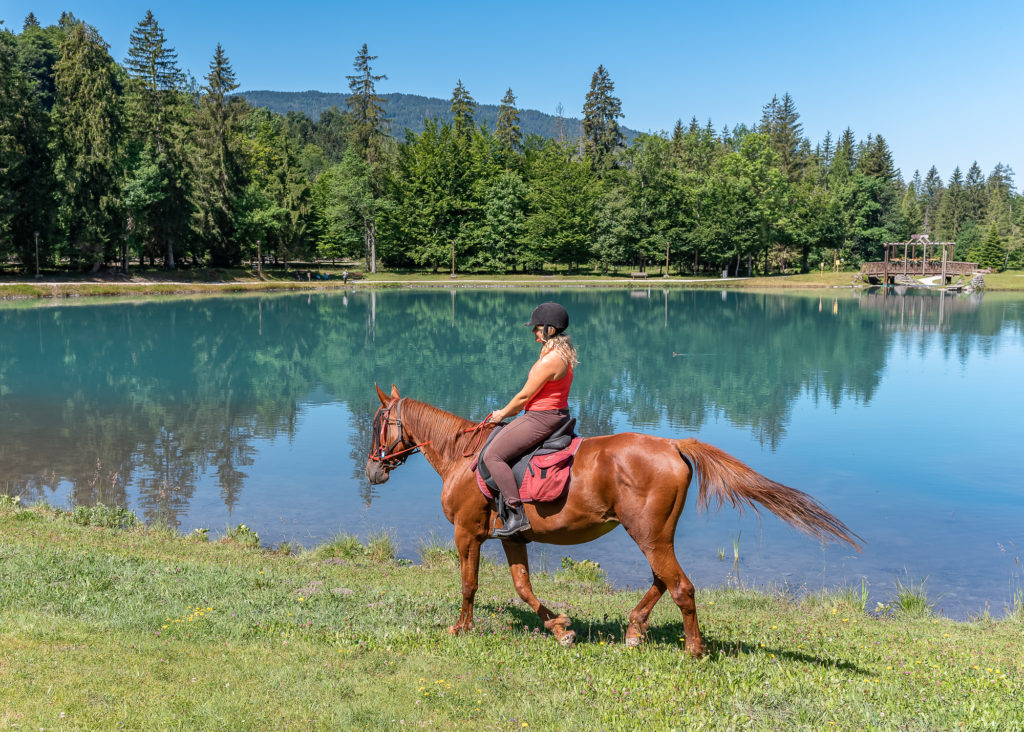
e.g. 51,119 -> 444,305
473,417 -> 582,503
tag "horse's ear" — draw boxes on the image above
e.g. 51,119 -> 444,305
390,384 -> 400,399
375,383 -> 389,405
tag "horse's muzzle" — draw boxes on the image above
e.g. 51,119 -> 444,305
365,460 -> 391,485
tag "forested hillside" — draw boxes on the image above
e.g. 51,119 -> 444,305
238,90 -> 625,141
1,12 -> 1020,276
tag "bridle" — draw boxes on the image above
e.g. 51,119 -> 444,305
368,398 -> 432,469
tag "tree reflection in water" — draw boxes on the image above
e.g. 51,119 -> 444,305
1,288 -> 1019,525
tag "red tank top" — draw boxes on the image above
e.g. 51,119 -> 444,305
525,365 -> 573,411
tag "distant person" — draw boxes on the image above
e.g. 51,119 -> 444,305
342,269 -> 349,284
483,302 -> 577,537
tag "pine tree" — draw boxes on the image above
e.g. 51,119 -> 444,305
343,44 -> 390,273
345,43 -> 387,164
15,15 -> 65,112
581,64 -> 623,168
495,88 -> 522,152
857,134 -> 898,182
50,22 -> 123,267
963,161 -> 986,223
124,10 -> 185,155
760,92 -> 805,181
123,10 -> 190,268
974,222 -> 1005,269
937,167 -> 965,240
921,166 -> 943,235
984,163 -> 1014,235
450,80 -> 476,139
1,27 -> 54,268
23,12 -> 40,30
192,44 -> 247,266
831,128 -> 856,178
900,180 -> 923,236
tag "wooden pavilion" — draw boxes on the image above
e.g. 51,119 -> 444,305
859,234 -> 977,285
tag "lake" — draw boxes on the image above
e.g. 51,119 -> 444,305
2,287 -> 1022,619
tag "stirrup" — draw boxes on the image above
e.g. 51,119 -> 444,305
492,504 -> 531,538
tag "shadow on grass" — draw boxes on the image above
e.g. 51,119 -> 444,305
500,604 -> 868,674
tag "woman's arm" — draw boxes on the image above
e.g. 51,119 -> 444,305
487,354 -> 568,423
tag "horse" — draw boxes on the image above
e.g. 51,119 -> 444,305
365,384 -> 861,657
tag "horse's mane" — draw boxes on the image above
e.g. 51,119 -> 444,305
401,398 -> 484,475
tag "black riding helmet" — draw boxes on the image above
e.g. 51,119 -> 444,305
526,302 -> 569,338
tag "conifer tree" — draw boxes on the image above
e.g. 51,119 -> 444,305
345,43 -> 388,164
1,26 -> 53,267
833,128 -> 856,176
450,80 -> 476,139
921,166 -> 943,235
963,161 -> 986,223
901,180 -> 923,236
974,222 -> 1006,269
760,92 -> 805,181
937,167 -> 965,239
23,12 -> 40,30
344,44 -> 390,273
582,64 -> 623,168
193,44 -> 247,265
495,88 -> 522,152
123,10 -> 190,268
857,134 -> 897,182
15,15 -> 65,112
50,22 -> 123,267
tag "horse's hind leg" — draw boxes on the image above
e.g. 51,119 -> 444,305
501,541 -> 576,647
641,544 -> 706,657
625,575 -> 666,647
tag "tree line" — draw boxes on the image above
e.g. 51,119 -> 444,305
1,12 -> 1021,275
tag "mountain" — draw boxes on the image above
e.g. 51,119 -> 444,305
237,90 -> 639,141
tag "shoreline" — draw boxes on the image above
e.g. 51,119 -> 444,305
3,268 -> 1022,301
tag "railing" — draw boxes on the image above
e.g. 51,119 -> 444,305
860,261 -> 978,277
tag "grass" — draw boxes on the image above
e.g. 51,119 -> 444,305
2,502 -> 1023,729
893,573 -> 934,618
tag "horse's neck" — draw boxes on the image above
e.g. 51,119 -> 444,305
403,399 -> 474,479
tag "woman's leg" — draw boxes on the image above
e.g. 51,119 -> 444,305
482,411 -> 565,505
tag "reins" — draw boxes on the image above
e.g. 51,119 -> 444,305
369,398 -> 495,466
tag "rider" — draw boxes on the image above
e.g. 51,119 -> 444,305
483,302 -> 578,537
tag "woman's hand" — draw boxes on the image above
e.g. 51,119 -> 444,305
485,410 -> 504,424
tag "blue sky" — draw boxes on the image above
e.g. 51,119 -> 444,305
5,0 -> 1022,185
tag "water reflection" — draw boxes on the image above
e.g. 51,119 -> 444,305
1,288 -> 1021,531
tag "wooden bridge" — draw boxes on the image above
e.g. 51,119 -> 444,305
860,234 -> 978,285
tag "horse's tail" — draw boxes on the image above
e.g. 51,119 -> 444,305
675,438 -> 862,550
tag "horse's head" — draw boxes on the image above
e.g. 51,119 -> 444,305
365,384 -> 422,485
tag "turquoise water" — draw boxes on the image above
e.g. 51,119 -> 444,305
2,288 -> 1022,618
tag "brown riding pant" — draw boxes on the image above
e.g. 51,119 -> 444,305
482,409 -> 569,505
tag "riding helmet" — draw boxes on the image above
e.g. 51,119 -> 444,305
526,302 -> 569,334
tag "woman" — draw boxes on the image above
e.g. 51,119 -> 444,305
483,302 -> 578,537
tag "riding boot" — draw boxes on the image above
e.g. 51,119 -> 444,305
492,502 -> 531,538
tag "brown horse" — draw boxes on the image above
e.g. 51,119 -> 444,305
365,384 -> 860,657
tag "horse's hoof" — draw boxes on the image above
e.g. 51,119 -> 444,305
625,635 -> 642,648
558,630 -> 576,648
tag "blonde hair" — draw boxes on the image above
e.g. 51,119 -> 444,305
541,332 -> 579,369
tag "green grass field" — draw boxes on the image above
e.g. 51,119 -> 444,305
1,501 -> 1021,729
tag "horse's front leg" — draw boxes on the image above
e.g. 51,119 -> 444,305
448,524 -> 483,635
501,540 -> 576,647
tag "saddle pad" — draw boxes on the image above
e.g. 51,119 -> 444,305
476,436 -> 583,503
